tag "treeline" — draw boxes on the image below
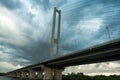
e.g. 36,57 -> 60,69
62,73 -> 120,80
0,73 -> 5,76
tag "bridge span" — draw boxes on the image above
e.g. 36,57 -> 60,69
5,39 -> 120,80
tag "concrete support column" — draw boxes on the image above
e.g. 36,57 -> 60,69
37,71 -> 43,79
11,72 -> 16,78
43,66 -> 53,80
5,74 -> 8,77
42,65 -> 63,80
21,71 -> 27,78
16,72 -> 21,78
7,74 -> 10,77
54,68 -> 63,80
9,74 -> 12,77
28,70 -> 36,79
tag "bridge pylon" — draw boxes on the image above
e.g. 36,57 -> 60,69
50,7 -> 61,59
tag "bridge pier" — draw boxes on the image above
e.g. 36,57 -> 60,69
37,71 -> 43,79
21,71 -> 27,79
54,68 -> 63,80
42,65 -> 63,80
43,66 -> 53,80
28,70 -> 36,79
10,72 -> 16,78
6,73 -> 11,77
16,72 -> 21,78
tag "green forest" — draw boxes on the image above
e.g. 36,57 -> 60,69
0,73 -> 5,76
62,73 -> 120,80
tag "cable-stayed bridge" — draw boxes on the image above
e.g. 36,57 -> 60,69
5,7 -> 120,80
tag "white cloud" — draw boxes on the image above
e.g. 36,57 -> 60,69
63,61 -> 120,75
17,0 -> 52,41
86,72 -> 120,76
0,61 -> 24,73
62,18 -> 103,49
79,18 -> 102,33
0,51 -> 11,61
0,5 -> 31,47
50,0 -> 67,7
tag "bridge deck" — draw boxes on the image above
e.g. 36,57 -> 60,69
7,39 -> 120,72
43,39 -> 120,67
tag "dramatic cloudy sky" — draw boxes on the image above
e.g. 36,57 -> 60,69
0,0 -> 120,75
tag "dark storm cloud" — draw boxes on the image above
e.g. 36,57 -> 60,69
0,43 -> 31,64
49,0 -> 67,8
59,0 -> 120,54
0,34 -> 51,64
0,41 -> 48,67
0,0 -> 22,9
30,0 -> 51,11
0,0 -> 119,62
0,0 -> 53,66
62,0 -> 120,27
20,12 -> 34,24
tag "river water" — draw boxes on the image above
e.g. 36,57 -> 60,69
0,76 -> 15,80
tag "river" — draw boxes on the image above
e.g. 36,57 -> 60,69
0,76 -> 15,80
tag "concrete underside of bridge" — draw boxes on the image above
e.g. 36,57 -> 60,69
6,65 -> 63,80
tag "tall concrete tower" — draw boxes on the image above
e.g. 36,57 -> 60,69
50,7 -> 61,59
